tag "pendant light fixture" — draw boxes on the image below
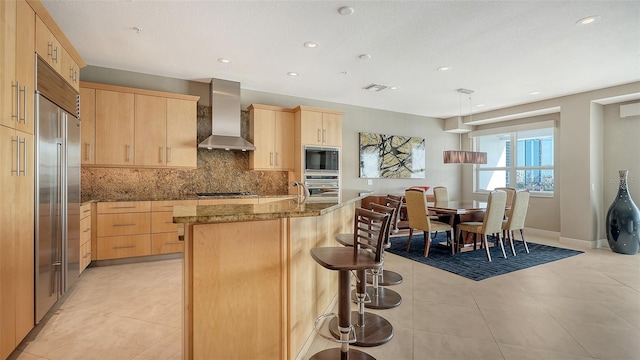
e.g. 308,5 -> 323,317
443,89 -> 487,164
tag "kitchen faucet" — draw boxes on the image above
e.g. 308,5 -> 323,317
289,181 -> 310,205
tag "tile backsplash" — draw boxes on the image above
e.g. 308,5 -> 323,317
81,106 -> 289,201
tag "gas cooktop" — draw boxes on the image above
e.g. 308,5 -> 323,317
196,192 -> 255,198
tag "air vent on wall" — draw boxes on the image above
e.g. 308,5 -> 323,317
363,83 -> 388,92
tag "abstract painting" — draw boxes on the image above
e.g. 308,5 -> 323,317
359,132 -> 425,178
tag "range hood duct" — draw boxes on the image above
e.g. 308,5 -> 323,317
198,78 -> 255,151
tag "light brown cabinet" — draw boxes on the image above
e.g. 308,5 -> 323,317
35,14 -> 80,91
79,203 -> 92,273
95,200 -> 197,260
0,126 -> 33,360
151,200 -> 197,255
2,0 -> 34,134
95,89 -> 135,166
60,47 -> 79,91
81,82 -> 198,168
79,87 -> 95,164
295,106 -> 343,147
248,104 -> 294,171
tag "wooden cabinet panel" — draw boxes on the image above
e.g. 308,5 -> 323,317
134,94 -> 167,166
152,211 -> 178,233
14,0 -> 34,135
299,110 -> 323,145
60,47 -> 79,91
80,203 -> 92,219
249,104 -> 294,170
97,234 -> 151,260
97,212 -> 150,237
166,98 -> 197,168
80,216 -> 91,243
297,107 -> 343,147
151,199 -> 197,211
95,90 -> 134,165
322,112 -> 342,147
79,87 -> 95,164
80,239 -> 91,271
1,0 -> 16,130
35,16 -> 61,73
97,201 -> 150,214
151,232 -> 183,255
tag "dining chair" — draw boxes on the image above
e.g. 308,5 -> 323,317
456,190 -> 508,262
404,188 -> 453,257
495,187 -> 516,218
502,189 -> 531,255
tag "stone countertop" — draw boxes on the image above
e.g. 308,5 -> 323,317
173,189 -> 372,224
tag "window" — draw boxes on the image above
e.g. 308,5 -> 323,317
475,127 -> 554,195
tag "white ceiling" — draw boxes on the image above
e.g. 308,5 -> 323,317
41,0 -> 640,119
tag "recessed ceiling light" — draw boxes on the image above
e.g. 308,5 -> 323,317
304,41 -> 318,48
338,6 -> 354,16
358,54 -> 371,60
287,72 -> 299,76
218,58 -> 231,64
576,15 -> 601,25
476,104 -> 485,107
437,66 -> 451,71
389,86 -> 398,90
530,91 -> 541,95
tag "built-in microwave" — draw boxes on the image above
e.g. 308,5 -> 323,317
304,146 -> 339,174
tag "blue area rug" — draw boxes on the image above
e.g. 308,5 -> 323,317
386,234 -> 584,281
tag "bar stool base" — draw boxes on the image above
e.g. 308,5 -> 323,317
352,287 -> 402,309
366,270 -> 403,286
309,348 -> 376,360
328,311 -> 393,347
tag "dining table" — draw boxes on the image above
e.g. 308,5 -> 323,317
428,200 -> 488,254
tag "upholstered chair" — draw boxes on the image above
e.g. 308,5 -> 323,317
404,188 -> 453,257
456,190 -> 508,262
502,189 -> 531,255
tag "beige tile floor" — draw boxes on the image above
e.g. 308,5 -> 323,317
10,233 -> 640,360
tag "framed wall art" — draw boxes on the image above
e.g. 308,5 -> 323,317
359,132 -> 425,179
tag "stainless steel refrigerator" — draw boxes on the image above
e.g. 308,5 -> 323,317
34,56 -> 81,323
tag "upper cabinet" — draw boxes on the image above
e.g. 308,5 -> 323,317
1,0 -> 35,134
248,104 -> 294,171
80,82 -> 199,168
35,15 -> 61,73
295,106 -> 343,147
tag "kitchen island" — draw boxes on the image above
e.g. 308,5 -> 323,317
173,190 -> 371,360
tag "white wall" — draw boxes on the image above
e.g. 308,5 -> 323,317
239,89 -> 463,198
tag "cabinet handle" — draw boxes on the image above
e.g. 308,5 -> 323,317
12,81 -> 20,122
164,241 -> 182,245
269,152 -> 273,166
82,228 -> 91,233
167,147 -> 172,163
54,46 -> 59,63
85,143 -> 91,161
22,85 -> 27,124
20,137 -> 27,176
48,42 -> 54,61
12,136 -> 19,175
126,144 -> 131,162
160,146 -> 165,163
275,152 -> 279,166
113,245 -> 136,250
322,129 -> 327,143
317,129 -> 321,142
111,206 -> 136,209
112,223 -> 136,227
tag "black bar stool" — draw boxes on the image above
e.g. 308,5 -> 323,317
310,208 -> 392,360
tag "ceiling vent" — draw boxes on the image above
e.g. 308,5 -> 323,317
363,83 -> 388,92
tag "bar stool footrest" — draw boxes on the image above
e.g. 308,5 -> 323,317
313,313 -> 356,344
309,348 -> 376,360
329,311 -> 394,347
366,269 -> 403,286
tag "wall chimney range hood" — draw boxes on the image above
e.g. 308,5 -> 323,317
198,78 -> 256,151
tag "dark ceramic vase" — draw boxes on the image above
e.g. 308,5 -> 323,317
606,170 -> 640,254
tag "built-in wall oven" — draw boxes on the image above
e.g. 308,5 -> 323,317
304,146 -> 340,203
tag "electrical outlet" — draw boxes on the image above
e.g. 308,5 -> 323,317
367,179 -> 373,185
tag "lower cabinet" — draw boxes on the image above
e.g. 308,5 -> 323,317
95,200 -> 196,260
79,203 -> 93,272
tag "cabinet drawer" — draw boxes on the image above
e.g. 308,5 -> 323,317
151,211 -> 178,233
80,216 -> 92,243
80,240 -> 91,272
97,213 -> 150,237
97,201 -> 151,214
97,235 -> 151,260
151,232 -> 184,255
151,200 -> 197,212
80,203 -> 92,219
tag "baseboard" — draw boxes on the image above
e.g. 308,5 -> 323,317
524,228 -> 559,240
89,252 -> 182,267
558,236 -> 599,249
